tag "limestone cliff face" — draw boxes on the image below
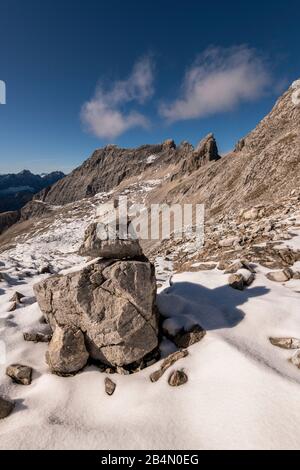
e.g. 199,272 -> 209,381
32,142 -> 178,206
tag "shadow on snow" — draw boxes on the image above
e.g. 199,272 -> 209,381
157,281 -> 269,330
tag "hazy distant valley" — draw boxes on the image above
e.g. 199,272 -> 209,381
0,170 -> 65,213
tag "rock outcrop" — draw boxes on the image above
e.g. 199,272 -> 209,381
0,211 -> 20,235
34,232 -> 159,373
180,133 -> 220,173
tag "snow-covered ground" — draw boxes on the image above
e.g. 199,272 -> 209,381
0,213 -> 300,449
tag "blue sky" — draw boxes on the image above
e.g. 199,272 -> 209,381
0,0 -> 299,174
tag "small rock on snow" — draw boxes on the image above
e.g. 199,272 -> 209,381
168,370 -> 188,387
6,364 -> 33,385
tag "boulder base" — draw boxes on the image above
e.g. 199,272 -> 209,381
46,326 -> 89,376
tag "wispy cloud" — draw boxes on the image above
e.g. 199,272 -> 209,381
81,57 -> 154,139
159,46 -> 270,122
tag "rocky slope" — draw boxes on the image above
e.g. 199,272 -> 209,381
168,82 -> 300,215
18,135 -> 220,219
32,140 -> 179,206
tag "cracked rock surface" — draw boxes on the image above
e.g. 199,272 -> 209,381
34,258 -> 158,369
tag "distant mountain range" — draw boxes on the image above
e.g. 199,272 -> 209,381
0,170 -> 65,213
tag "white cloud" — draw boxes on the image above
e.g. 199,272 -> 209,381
81,57 -> 154,139
159,46 -> 270,122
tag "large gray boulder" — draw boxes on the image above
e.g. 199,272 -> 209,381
34,258 -> 158,370
78,222 -> 143,259
46,326 -> 89,376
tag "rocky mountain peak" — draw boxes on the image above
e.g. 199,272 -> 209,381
162,139 -> 176,150
2,80 -> 299,230
237,79 -> 300,156
195,133 -> 219,159
179,133 -> 220,174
